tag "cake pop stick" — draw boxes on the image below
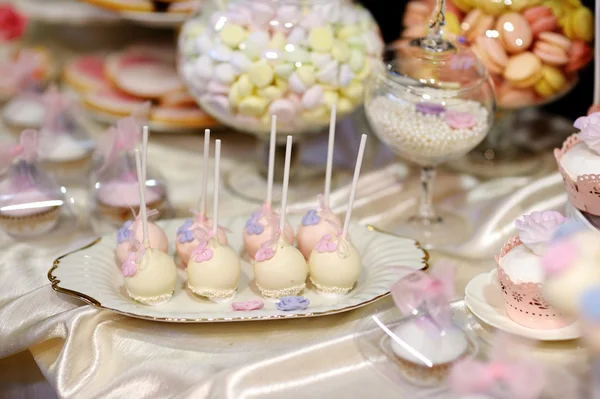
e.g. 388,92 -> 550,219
212,139 -> 221,237
266,115 -> 277,208
279,135 -> 292,234
324,104 -> 337,207
142,126 -> 148,188
342,134 -> 367,238
134,149 -> 149,247
200,129 -> 210,216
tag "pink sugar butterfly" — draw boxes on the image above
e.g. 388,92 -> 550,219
314,234 -> 337,253
191,241 -> 213,262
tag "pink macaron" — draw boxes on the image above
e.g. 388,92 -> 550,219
496,13 -> 532,54
534,32 -> 571,66
523,6 -> 558,36
565,40 -> 593,73
473,36 -> 508,75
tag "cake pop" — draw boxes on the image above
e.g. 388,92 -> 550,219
296,105 -> 342,259
254,135 -> 308,299
187,139 -> 241,301
176,129 -> 228,266
308,134 -> 367,296
122,149 -> 177,305
115,126 -> 168,264
243,115 -> 294,257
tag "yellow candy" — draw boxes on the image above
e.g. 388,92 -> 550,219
228,83 -> 241,107
274,63 -> 294,79
258,85 -> 283,101
355,60 -> 371,81
323,90 -> 339,109
332,40 -> 350,63
566,0 -> 582,7
269,32 -> 287,50
572,8 -> 593,42
445,12 -> 461,35
303,105 -> 328,121
509,0 -> 540,11
534,79 -> 555,97
219,24 -> 247,48
337,25 -> 359,40
239,96 -> 267,116
236,74 -> 254,97
297,65 -> 316,86
541,65 -> 566,91
452,0 -> 474,12
561,13 -> 574,39
341,81 -> 363,101
309,27 -> 334,52
338,97 -> 354,114
275,77 -> 289,93
546,0 -> 566,19
349,49 -> 365,73
476,0 -> 506,15
248,61 -> 274,88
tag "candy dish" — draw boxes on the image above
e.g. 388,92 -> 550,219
48,215 -> 428,322
464,270 -> 580,341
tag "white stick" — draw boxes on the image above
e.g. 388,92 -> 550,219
324,104 -> 337,207
266,115 -> 277,207
142,126 -> 148,186
595,0 -> 600,104
135,149 -> 149,246
212,140 -> 221,236
200,129 -> 211,215
279,135 -> 292,233
342,134 -> 367,238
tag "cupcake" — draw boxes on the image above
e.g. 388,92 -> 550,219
0,130 -> 63,237
496,211 -> 575,329
555,112 -> 600,216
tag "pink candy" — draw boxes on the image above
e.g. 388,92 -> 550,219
446,111 -> 477,130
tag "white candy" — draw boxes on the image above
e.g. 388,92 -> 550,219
339,64 -> 354,87
195,56 -> 214,80
365,31 -> 383,56
301,12 -> 324,29
231,51 -> 252,72
269,99 -> 297,122
229,10 -> 252,25
277,5 -> 301,23
202,94 -> 230,114
289,73 -> 308,93
316,60 -> 339,85
210,11 -> 228,30
195,34 -> 214,54
210,44 -> 232,62
342,9 -> 359,25
274,63 -> 295,79
311,53 -> 332,69
285,47 -> 310,63
349,50 -> 365,72
287,27 -> 307,45
251,3 -> 275,26
315,3 -> 341,24
247,31 -> 270,49
302,85 -> 324,109
214,63 -> 236,84
207,81 -> 230,95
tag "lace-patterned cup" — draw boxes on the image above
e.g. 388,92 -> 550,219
495,236 -> 575,330
554,134 -> 600,216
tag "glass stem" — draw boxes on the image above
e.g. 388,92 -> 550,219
418,166 -> 436,221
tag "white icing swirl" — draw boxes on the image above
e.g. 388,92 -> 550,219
514,211 -> 566,256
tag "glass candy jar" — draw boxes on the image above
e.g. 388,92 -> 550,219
178,0 -> 384,135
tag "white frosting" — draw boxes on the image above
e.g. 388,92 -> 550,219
187,243 -> 241,300
38,133 -> 89,162
308,240 -> 361,293
115,221 -> 169,264
560,142 -> 600,178
499,244 -> 544,284
391,321 -> 468,365
2,97 -> 44,128
253,242 -> 308,298
124,248 -> 177,304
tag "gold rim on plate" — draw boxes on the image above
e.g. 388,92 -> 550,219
47,227 -> 429,323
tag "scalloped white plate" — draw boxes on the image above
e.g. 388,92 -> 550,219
49,215 -> 428,323
465,270 -> 580,341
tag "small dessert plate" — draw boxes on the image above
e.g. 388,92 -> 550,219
465,270 -> 581,341
565,202 -> 599,232
48,215 -> 429,323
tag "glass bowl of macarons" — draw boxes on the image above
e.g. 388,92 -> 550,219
398,0 -> 594,175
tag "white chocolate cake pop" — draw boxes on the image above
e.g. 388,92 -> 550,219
243,115 -> 294,258
176,129 -> 228,266
187,140 -> 241,301
122,148 -> 176,305
297,105 -> 341,259
308,134 -> 367,296
254,136 -> 308,298
116,127 -> 168,264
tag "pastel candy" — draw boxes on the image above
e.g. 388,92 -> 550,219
302,12 -> 324,29
347,36 -> 365,50
337,25 -> 359,40
211,44 -> 232,62
339,64 -> 354,87
248,61 -> 274,88
239,96 -> 267,116
228,10 -> 252,25
195,56 -> 214,80
269,98 -> 296,121
349,49 -> 365,72
274,63 -> 294,79
297,65 -> 317,86
270,32 -> 287,50
228,83 -> 241,106
355,60 -> 371,80
286,47 -> 310,64
342,8 -> 359,25
287,93 -> 302,109
231,51 -> 251,71
303,105 -> 328,121
289,72 -> 308,93
341,81 -> 363,101
247,31 -> 270,49
332,40 -> 350,63
220,24 -> 247,48
323,90 -> 339,108
288,27 -> 307,45
311,53 -> 332,69
208,81 -> 230,94
251,2 -> 275,26
364,31 -> 383,55
215,63 -> 236,84
317,60 -> 339,85
202,94 -> 229,113
277,5 -> 301,23
338,97 -> 353,114
237,74 -> 254,96
195,34 -> 213,54
302,85 -> 324,109
259,85 -> 284,101
309,27 -> 334,52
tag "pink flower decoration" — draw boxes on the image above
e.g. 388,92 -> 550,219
446,111 -> 477,130
232,300 -> 264,311
255,247 -> 275,262
540,240 -> 579,277
314,234 -> 337,253
515,211 -> 566,256
122,252 -> 137,277
0,5 -> 27,41
575,112 -> 600,154
191,241 -> 213,262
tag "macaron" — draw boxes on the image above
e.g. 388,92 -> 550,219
570,7 -> 593,42
462,9 -> 495,43
534,65 -> 566,97
477,0 -> 507,16
503,52 -> 542,88
497,84 -> 536,108
565,40 -> 593,72
496,13 -> 532,54
523,6 -> 558,36
150,105 -> 218,128
533,32 -> 571,66
63,55 -> 108,93
452,0 -> 474,13
473,36 -> 508,74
